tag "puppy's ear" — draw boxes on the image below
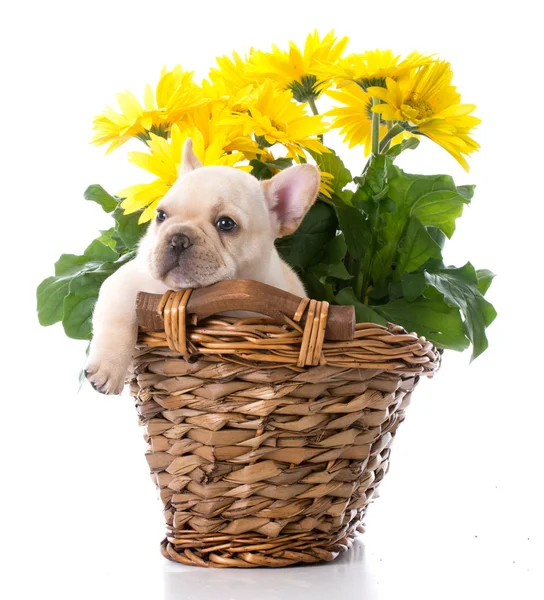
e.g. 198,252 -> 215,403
261,164 -> 320,237
179,138 -> 203,175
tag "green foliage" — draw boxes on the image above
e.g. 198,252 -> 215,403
421,263 -> 497,361
309,149 -> 352,196
276,141 -> 497,360
374,295 -> 471,351
336,287 -> 386,324
335,205 -> 371,260
249,157 -> 294,180
84,184 -> 118,213
353,154 -> 389,204
275,201 -> 337,270
36,185 -> 147,340
384,137 -> 420,158
38,139 -> 497,360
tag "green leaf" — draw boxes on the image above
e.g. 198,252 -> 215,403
84,184 -> 118,213
370,246 -> 394,291
309,149 -> 352,194
113,206 -> 147,250
388,280 -> 404,301
54,243 -> 118,277
385,137 -> 420,158
401,272 -> 426,302
367,167 -> 470,291
54,254 -> 91,277
39,244 -> 116,327
335,288 -> 386,325
97,227 -> 126,252
37,276 -> 73,327
249,159 -> 273,180
302,272 -> 335,303
422,262 -> 497,361
368,285 -> 389,301
38,250 -> 123,329
369,210 -> 406,289
417,257 -> 446,274
310,261 -> 352,280
308,234 -> 351,280
387,166 -> 470,238
476,268 -> 496,295
249,157 -> 294,181
335,205 -> 371,260
326,262 -> 352,279
84,239 -> 119,262
265,157 -> 293,171
38,237 -> 135,334
427,226 -> 446,250
323,233 -> 347,263
456,185 -> 476,201
352,154 -> 389,206
411,190 -> 469,239
374,296 -> 470,351
276,201 -> 337,269
97,228 -> 117,250
396,217 -> 443,277
333,189 -> 354,207
62,272 -> 110,340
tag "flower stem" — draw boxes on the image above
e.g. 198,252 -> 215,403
379,123 -> 404,152
307,96 -> 319,115
358,199 -> 380,303
356,98 -> 383,302
371,97 -> 380,155
307,96 -> 324,143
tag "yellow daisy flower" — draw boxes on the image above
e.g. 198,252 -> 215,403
233,82 -> 329,161
92,66 -> 207,153
204,51 -> 264,125
367,61 -> 480,170
155,66 -> 209,124
180,104 -> 260,159
249,30 -> 349,103
119,124 -> 248,223
327,83 -> 404,154
208,50 -> 257,91
321,49 -> 434,91
201,78 -> 259,114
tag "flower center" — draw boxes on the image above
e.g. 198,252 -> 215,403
405,95 -> 434,120
270,120 -> 287,133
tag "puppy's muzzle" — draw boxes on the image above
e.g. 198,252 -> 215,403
169,233 -> 192,255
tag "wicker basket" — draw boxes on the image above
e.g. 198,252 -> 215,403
130,280 -> 441,568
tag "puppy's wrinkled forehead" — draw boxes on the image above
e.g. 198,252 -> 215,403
158,167 -> 264,221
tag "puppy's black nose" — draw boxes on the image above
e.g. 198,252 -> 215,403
169,233 -> 191,253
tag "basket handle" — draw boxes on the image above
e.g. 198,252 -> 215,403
136,280 -> 355,341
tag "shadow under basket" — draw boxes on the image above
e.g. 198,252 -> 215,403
130,280 -> 441,568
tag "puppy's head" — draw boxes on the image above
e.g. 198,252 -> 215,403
142,138 -> 320,289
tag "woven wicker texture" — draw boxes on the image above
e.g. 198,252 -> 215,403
130,283 -> 441,568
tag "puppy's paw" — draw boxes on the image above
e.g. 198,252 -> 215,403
84,355 -> 129,395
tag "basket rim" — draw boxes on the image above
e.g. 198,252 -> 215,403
134,282 -> 441,377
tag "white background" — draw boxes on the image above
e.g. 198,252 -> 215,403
1,1 -> 543,598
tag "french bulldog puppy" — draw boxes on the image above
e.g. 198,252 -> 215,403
84,138 -> 320,394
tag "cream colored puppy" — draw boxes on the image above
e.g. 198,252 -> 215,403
85,139 -> 320,394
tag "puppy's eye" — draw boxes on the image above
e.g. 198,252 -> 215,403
156,209 -> 167,223
216,216 -> 237,232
